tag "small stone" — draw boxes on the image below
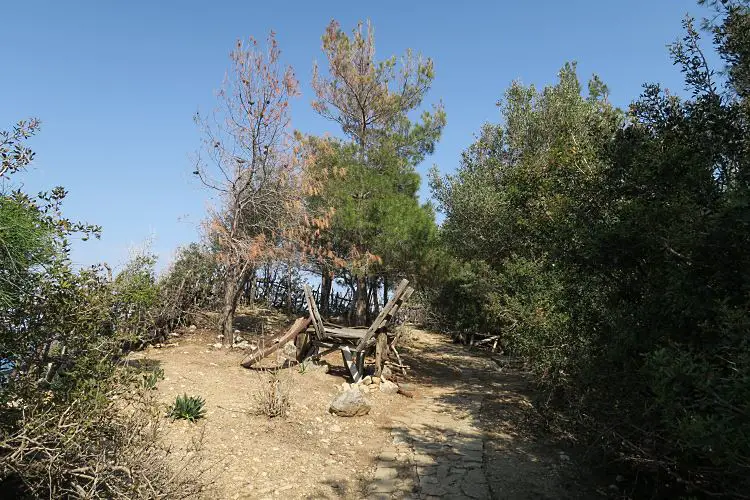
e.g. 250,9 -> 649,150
616,475 -> 625,483
397,383 -> 416,398
381,365 -> 393,379
362,375 -> 373,385
330,424 -> 342,432
377,451 -> 397,462
282,342 -> 297,357
212,342 -> 223,349
370,478 -> 397,494
189,324 -> 197,331
413,454 -> 435,466
373,467 -> 398,480
380,379 -> 399,395
329,389 -> 371,417
371,376 -> 381,384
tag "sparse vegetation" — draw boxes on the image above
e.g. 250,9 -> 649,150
168,394 -> 207,422
252,369 -> 291,418
2,2 -> 749,498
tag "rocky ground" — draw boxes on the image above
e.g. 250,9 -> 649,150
132,315 -> 598,499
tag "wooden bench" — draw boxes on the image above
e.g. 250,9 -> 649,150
298,279 -> 414,382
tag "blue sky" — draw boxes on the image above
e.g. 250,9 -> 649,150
1,0 -> 711,272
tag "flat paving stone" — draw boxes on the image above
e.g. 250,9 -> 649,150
374,467 -> 399,480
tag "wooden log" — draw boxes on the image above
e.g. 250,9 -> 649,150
240,317 -> 311,368
473,335 -> 501,346
304,284 -> 325,340
355,279 -> 410,351
374,332 -> 387,377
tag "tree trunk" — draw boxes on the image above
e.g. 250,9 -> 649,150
220,264 -> 254,347
320,270 -> 332,316
286,264 -> 293,314
248,277 -> 256,310
370,275 -> 380,319
353,274 -> 368,326
383,275 -> 389,307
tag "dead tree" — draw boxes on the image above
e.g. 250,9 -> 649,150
195,32 -> 300,346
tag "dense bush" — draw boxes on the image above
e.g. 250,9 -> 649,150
430,3 -> 750,496
0,122 -> 207,497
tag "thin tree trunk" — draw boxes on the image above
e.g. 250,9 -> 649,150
320,270 -> 332,316
248,276 -> 256,310
370,275 -> 380,319
383,275 -> 389,307
220,264 -> 254,346
286,263 -> 293,314
353,274 -> 368,326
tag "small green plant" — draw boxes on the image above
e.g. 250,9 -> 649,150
297,359 -> 310,374
168,394 -> 206,422
141,367 -> 164,389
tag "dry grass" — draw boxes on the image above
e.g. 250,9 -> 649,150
0,380 -> 211,499
251,368 -> 292,418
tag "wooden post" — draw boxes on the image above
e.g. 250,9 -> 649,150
374,332 -> 387,377
340,346 -> 363,382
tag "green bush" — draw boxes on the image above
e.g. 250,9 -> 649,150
429,4 -> 750,496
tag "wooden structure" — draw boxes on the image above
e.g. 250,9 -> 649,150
296,279 -> 414,382
240,317 -> 311,368
240,279 -> 414,383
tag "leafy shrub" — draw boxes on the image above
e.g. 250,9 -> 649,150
429,5 -> 750,496
0,121 -> 208,497
141,367 -> 165,390
168,394 -> 207,422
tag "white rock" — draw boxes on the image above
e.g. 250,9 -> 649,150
329,389 -> 371,417
380,379 -> 399,395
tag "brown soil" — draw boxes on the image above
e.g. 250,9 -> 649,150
129,314 -> 599,499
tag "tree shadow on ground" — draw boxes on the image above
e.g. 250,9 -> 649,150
373,331 -> 600,499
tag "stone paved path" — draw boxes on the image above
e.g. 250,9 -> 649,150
359,328 -> 593,500
367,383 -> 491,498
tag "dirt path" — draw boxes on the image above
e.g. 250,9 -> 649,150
135,326 -> 584,499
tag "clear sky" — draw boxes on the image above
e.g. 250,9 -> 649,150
1,0 -> 712,272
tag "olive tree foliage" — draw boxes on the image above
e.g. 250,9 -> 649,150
194,32 -> 303,345
431,2 -> 750,495
310,20 -> 445,324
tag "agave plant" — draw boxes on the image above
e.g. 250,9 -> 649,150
168,394 -> 206,422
